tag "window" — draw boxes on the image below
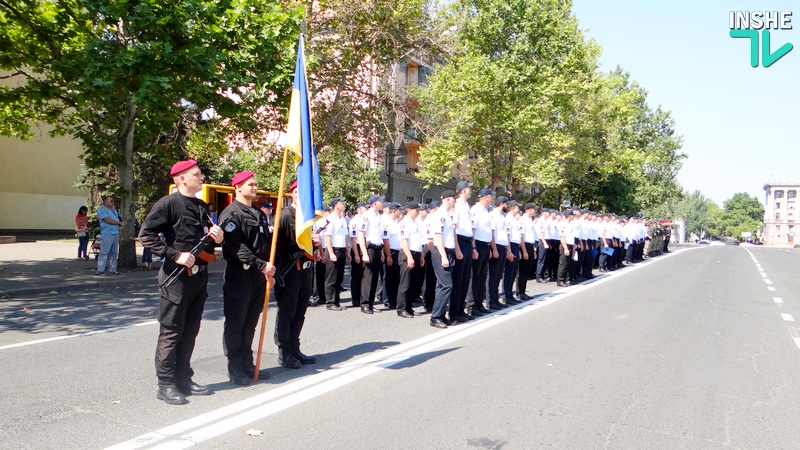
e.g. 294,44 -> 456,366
776,202 -> 781,209
776,225 -> 781,231
775,190 -> 785,199
776,212 -> 781,220
790,225 -> 795,231
789,190 -> 797,199
406,196 -> 415,202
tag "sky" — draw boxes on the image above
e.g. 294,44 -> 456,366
571,0 -> 799,206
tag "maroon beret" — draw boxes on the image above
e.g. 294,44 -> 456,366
231,171 -> 254,187
170,159 -> 198,176
290,180 -> 298,192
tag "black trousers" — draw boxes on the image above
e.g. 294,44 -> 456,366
223,265 -> 266,374
361,246 -> 383,307
582,240 -> 596,278
155,268 -> 208,387
432,249 -> 454,321
547,240 -> 560,279
384,249 -> 400,309
314,259 -> 326,303
517,242 -> 536,297
535,240 -> 549,279
350,248 -> 363,307
450,235 -> 473,319
467,240 -> 491,310
274,265 -> 312,353
503,243 -> 520,302
424,249 -> 436,311
557,244 -> 573,282
599,244 -> 610,270
325,247 -> 347,306
488,245 -> 507,305
398,251 -> 422,312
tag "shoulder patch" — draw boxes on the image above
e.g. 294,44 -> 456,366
224,222 -> 237,233
440,217 -> 446,224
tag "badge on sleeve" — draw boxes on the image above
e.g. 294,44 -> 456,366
224,222 -> 237,233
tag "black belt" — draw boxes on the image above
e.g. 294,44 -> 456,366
367,243 -> 383,250
475,240 -> 490,247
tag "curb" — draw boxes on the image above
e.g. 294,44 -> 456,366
0,268 -> 226,300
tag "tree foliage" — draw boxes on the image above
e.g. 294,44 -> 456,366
1,0 -> 301,267
411,0 -> 685,214
717,192 -> 764,239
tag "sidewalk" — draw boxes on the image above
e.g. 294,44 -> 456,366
0,239 -> 225,299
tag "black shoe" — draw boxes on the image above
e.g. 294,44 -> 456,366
370,307 -> 382,313
293,351 -> 316,365
475,306 -> 492,314
456,314 -> 472,323
430,319 -> 448,329
556,281 -> 567,287
519,294 -> 533,301
229,370 -> 251,386
326,304 -> 345,311
360,306 -> 374,315
397,310 -> 413,318
177,381 -> 212,396
278,352 -> 302,369
488,303 -> 504,311
469,308 -> 485,317
441,317 -> 453,326
157,386 -> 188,405
507,298 -> 522,305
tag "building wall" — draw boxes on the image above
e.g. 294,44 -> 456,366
762,181 -> 800,246
0,128 -> 86,231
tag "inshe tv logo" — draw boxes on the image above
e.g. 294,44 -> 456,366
729,11 -> 793,67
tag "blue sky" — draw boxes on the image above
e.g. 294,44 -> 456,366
571,0 -> 799,206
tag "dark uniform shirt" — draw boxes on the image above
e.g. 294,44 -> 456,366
275,205 -> 314,270
138,192 -> 215,270
219,199 -> 271,271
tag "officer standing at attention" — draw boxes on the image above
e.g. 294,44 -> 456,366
467,188 -> 495,317
382,203 -> 403,310
397,202 -> 424,318
324,198 -> 349,311
451,181 -> 475,323
358,195 -> 385,314
218,171 -> 277,385
431,190 -> 457,328
139,159 -> 223,405
273,181 -> 320,369
348,202 -> 367,308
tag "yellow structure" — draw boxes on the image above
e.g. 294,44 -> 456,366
0,127 -> 86,232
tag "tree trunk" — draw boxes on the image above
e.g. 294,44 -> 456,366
117,102 -> 138,269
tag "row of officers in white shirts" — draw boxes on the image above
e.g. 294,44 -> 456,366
312,181 -> 656,328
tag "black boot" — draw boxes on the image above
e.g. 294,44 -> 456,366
278,350 -> 302,369
292,349 -> 316,365
228,354 -> 251,386
157,386 -> 188,405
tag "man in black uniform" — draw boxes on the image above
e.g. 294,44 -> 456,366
219,171 -> 277,385
273,181 -> 319,369
139,160 -> 223,405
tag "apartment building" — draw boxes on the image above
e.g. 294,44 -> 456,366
762,179 -> 800,246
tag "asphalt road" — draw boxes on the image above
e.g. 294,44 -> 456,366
2,245 -> 800,449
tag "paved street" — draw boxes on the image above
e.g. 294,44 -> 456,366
2,245 -> 800,449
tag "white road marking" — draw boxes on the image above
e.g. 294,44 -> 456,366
774,297 -> 784,305
782,314 -> 795,322
760,272 -> 768,278
768,287 -> 777,292
765,279 -> 773,285
106,248 -> 696,449
0,320 -> 158,351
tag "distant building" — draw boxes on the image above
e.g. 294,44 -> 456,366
762,179 -> 800,246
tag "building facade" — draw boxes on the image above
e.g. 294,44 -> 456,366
762,180 -> 800,246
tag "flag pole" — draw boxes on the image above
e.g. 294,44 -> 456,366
253,143 -> 291,381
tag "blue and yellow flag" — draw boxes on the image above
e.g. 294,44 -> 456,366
286,34 -> 323,254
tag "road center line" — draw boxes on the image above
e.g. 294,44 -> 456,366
782,313 -> 795,322
774,297 -> 784,304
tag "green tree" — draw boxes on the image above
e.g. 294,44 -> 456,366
717,192 -> 764,239
1,0 -> 300,267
